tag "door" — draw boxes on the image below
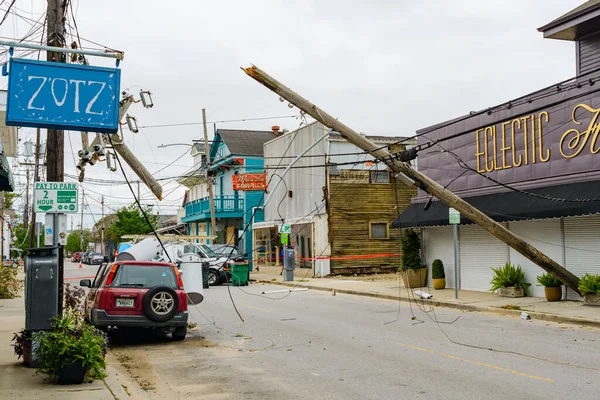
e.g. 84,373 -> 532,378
226,226 -> 236,245
564,215 -> 600,300
459,224 -> 509,292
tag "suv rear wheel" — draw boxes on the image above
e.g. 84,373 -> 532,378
143,286 -> 179,322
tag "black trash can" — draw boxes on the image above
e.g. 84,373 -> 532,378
202,262 -> 210,289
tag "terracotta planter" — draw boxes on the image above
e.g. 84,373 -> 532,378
584,293 -> 600,306
401,268 -> 427,288
499,287 -> 524,298
432,278 -> 446,290
544,287 -> 562,302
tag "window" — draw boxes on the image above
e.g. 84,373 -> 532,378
112,265 -> 178,289
370,171 -> 390,184
369,222 -> 389,239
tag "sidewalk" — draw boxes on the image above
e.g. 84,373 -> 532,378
0,295 -> 132,399
251,266 -> 600,327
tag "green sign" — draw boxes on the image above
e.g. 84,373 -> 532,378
449,208 -> 460,224
33,182 -> 79,214
281,233 -> 289,244
279,224 -> 291,234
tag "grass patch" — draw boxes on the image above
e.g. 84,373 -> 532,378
498,304 -> 522,310
234,333 -> 244,338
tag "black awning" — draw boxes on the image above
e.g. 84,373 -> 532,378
393,181 -> 600,228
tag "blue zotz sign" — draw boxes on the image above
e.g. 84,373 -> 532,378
5,58 -> 121,133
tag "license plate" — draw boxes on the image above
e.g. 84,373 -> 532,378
116,298 -> 134,307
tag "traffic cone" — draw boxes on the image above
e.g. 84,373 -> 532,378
78,263 -> 83,269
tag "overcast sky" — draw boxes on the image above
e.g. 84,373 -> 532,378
0,0 -> 585,230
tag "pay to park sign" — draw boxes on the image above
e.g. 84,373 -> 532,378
33,182 -> 79,214
5,58 -> 121,133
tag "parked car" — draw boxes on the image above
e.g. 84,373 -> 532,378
80,261 -> 188,340
204,245 -> 248,285
71,252 -> 82,263
88,252 -> 104,265
81,251 -> 93,264
207,244 -> 242,259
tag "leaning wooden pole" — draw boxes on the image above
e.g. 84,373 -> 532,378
242,65 -> 582,295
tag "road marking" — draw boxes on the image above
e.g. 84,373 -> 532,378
397,342 -> 555,383
241,304 -> 273,314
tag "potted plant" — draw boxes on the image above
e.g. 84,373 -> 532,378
536,273 -> 562,302
34,311 -> 108,384
11,329 -> 32,365
431,259 -> 446,290
399,230 -> 427,288
489,263 -> 530,298
578,273 -> 600,306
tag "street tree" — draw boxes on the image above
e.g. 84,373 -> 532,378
65,229 -> 92,253
107,204 -> 157,244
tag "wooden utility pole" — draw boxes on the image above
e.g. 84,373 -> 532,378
80,189 -> 84,251
243,65 -> 582,295
0,193 -> 4,262
101,195 -> 105,254
29,129 -> 41,249
23,169 -> 30,228
203,108 -> 217,243
46,0 -> 66,183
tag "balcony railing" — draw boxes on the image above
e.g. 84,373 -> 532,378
185,195 -> 244,219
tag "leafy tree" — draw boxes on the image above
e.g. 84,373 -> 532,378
3,192 -> 19,210
107,204 -> 157,244
65,230 -> 92,253
11,223 -> 45,256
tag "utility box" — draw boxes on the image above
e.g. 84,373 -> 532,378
283,246 -> 295,281
25,246 -> 60,331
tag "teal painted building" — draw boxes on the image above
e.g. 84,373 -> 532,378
182,129 -> 276,269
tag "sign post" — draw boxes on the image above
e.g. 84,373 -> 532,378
34,182 -> 78,247
449,208 -> 461,299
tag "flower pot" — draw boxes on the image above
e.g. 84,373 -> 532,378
401,268 -> 427,288
57,362 -> 87,385
544,287 -> 562,302
498,287 -> 524,298
583,293 -> 600,306
432,278 -> 446,290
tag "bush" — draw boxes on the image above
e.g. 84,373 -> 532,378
432,259 -> 445,279
490,263 -> 530,295
35,311 -> 108,382
578,273 -> 600,296
536,273 -> 562,288
399,230 -> 424,271
0,266 -> 22,299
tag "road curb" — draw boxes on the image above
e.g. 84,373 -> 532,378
252,279 -> 600,328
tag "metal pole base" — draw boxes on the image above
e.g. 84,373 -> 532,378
284,270 -> 294,282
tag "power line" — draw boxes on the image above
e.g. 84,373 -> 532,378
137,115 -> 302,129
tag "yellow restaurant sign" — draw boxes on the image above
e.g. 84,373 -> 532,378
475,103 -> 600,172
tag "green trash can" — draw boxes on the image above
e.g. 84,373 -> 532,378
231,263 -> 249,286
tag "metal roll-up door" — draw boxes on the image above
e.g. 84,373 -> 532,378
459,224 -> 509,292
423,227 -> 455,288
564,215 -> 600,300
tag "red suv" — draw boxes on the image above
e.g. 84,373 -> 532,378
80,261 -> 189,340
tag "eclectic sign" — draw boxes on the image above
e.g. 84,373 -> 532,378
33,182 -> 78,214
474,103 -> 600,172
6,58 -> 121,133
232,173 -> 267,191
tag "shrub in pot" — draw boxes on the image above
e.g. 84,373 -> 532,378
11,329 -> 31,365
489,263 -> 530,298
34,311 -> 108,384
578,273 -> 600,306
398,230 -> 426,288
431,259 -> 446,290
536,273 -> 562,302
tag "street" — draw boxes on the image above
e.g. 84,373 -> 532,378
66,262 -> 600,400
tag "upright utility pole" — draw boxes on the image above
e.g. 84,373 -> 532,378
203,108 -> 217,242
101,195 -> 105,254
0,193 -> 4,262
23,169 -> 30,228
80,189 -> 84,251
45,0 -> 66,183
29,129 -> 41,249
243,65 -> 583,295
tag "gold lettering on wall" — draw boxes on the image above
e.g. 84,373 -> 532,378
537,111 -> 550,162
560,104 -> 600,158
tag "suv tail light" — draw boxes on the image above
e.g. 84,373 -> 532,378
173,267 -> 185,290
104,264 -> 119,286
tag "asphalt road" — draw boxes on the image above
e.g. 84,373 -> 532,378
65,262 -> 600,400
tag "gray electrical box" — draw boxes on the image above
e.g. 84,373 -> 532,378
25,246 -> 60,331
283,246 -> 295,281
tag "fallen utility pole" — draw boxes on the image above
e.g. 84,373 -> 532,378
242,65 -> 582,295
